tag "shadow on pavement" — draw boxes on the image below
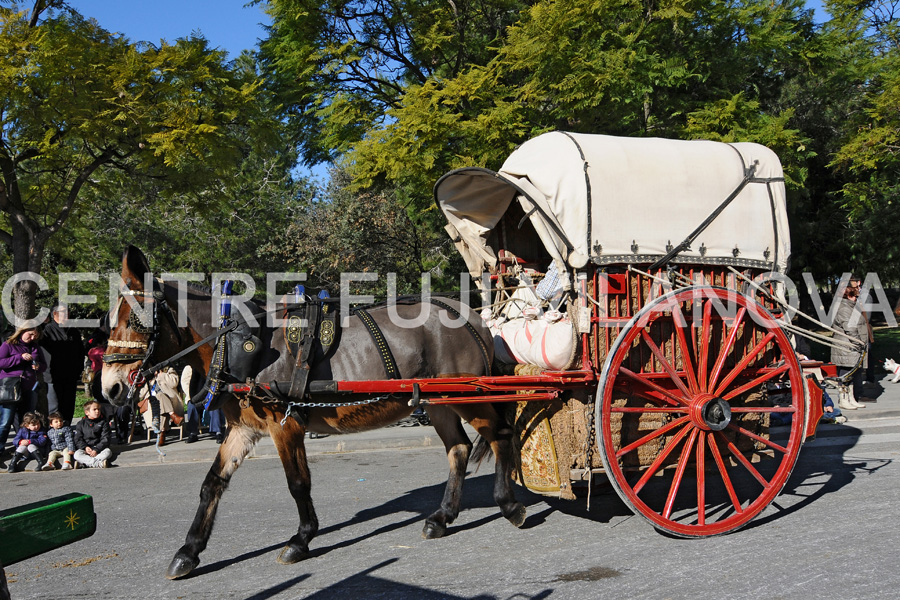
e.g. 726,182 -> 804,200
242,573 -> 311,600
310,473 -> 550,558
749,422 -> 892,531
189,542 -> 287,578
270,558 -> 554,600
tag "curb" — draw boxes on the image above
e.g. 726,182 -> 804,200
98,426 -> 448,469
839,407 -> 900,422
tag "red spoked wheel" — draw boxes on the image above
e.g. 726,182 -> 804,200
597,286 -> 808,537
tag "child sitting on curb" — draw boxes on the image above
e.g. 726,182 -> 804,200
73,400 -> 114,468
7,412 -> 49,473
43,411 -> 76,470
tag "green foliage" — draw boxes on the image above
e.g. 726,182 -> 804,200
0,2 -> 282,317
63,152 -> 310,271
3,0 -> 898,320
788,0 -> 900,280
348,67 -> 534,193
260,169 -> 460,296
345,0 -> 820,221
263,0 -> 900,287
684,93 -> 812,189
260,0 -> 532,166
831,48 -> 900,213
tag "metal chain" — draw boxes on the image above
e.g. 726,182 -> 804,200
280,396 -> 391,426
584,394 -> 596,510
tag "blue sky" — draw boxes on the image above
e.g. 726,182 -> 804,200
67,0 -> 270,60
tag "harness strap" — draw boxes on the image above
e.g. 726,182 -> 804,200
202,330 -> 229,410
354,308 -> 401,379
429,298 -> 492,376
146,322 -> 236,379
287,304 -> 322,399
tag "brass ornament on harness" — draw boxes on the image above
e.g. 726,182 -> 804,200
107,339 -> 148,350
102,338 -> 151,364
319,319 -> 335,347
127,310 -> 154,334
287,315 -> 302,344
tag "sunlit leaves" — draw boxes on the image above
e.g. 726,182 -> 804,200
0,2 -> 281,315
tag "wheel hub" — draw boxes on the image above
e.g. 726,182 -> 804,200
701,397 -> 732,431
689,394 -> 732,431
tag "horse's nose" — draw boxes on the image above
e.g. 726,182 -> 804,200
106,382 -> 122,404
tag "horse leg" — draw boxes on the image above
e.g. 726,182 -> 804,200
268,417 -> 318,564
421,406 -> 472,539
166,424 -> 261,579
458,406 -> 526,528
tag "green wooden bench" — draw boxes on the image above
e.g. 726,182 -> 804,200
0,493 -> 96,566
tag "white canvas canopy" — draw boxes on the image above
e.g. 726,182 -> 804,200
435,132 -> 790,284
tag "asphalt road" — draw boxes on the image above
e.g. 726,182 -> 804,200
3,382 -> 900,600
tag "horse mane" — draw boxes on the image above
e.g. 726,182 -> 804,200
158,278 -> 214,296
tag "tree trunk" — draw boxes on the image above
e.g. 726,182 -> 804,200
8,220 -> 43,324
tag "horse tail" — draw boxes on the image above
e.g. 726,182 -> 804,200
468,409 -> 522,476
469,435 -> 493,470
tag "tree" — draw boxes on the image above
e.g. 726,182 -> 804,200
260,168 -> 459,296
63,148 -> 310,274
55,55 -> 310,289
769,0 -> 900,281
0,1 -> 276,320
345,0 -> 819,217
825,0 -> 900,278
263,0 -> 900,284
259,0 -> 532,167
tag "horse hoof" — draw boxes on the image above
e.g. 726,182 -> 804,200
505,503 -> 527,528
277,544 -> 309,564
422,521 -> 446,539
166,555 -> 199,580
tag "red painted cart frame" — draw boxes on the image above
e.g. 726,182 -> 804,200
229,264 -> 819,538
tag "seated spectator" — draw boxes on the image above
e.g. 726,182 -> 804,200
7,411 -> 49,473
73,400 -> 113,468
821,392 -> 846,424
43,411 -> 76,470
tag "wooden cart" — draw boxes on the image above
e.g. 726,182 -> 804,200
432,132 -> 820,537
242,133 -> 825,537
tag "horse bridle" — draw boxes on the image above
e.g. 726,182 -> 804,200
104,291 -> 158,365
104,280 -> 251,408
103,283 -> 183,403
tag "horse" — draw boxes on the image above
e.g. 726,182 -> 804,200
101,246 -> 525,579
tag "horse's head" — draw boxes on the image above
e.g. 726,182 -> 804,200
101,245 -> 186,406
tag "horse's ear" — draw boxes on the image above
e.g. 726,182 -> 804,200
122,245 -> 151,288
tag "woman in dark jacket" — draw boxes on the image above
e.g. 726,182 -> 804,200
0,326 -> 47,458
41,305 -> 86,425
